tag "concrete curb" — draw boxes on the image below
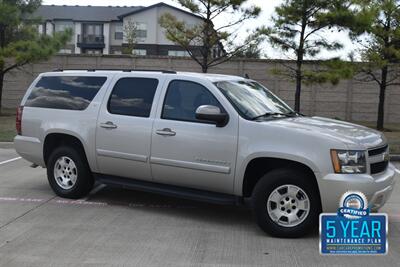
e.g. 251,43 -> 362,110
390,154 -> 400,162
0,142 -> 14,149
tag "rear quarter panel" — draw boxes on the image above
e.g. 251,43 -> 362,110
17,72 -> 115,171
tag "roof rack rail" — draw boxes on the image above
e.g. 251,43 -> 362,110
52,68 -> 177,74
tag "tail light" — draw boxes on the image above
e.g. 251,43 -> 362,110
16,106 -> 24,135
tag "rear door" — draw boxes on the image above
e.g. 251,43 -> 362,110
95,74 -> 164,181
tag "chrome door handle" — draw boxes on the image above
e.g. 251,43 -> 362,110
100,121 -> 118,129
156,128 -> 176,136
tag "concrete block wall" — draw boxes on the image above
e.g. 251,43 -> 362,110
2,54 -> 399,123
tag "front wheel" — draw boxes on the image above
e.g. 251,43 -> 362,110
252,169 -> 321,238
47,146 -> 94,199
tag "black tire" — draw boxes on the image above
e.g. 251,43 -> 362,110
47,146 -> 94,199
252,168 -> 321,238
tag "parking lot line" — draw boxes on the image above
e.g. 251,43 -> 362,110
0,157 -> 21,165
0,195 -> 196,209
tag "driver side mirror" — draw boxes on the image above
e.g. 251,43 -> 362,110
195,105 -> 229,127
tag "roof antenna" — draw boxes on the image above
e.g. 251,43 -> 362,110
244,73 -> 250,79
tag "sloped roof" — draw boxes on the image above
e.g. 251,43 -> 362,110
30,3 -> 202,22
33,5 -> 143,22
118,2 -> 203,20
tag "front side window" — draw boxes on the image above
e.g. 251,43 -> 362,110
162,80 -> 223,123
26,76 -> 107,110
108,78 -> 158,117
215,80 -> 293,120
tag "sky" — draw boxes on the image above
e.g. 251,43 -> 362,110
42,0 -> 356,60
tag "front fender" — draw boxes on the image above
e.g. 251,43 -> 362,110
233,152 -> 321,196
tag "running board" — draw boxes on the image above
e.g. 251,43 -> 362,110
94,173 -> 240,205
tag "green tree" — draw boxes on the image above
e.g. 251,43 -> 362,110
263,0 -> 356,112
234,42 -> 262,59
0,0 -> 71,112
159,0 -> 261,73
350,0 -> 400,130
122,19 -> 138,55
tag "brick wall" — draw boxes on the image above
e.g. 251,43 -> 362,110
2,54 -> 399,123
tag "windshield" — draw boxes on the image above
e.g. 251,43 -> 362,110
214,80 -> 294,120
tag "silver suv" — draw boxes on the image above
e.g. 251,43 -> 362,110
14,70 -> 396,237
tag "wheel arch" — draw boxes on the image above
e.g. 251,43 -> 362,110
43,131 -> 90,169
238,155 -> 321,199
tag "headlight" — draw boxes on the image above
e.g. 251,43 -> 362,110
330,150 -> 366,174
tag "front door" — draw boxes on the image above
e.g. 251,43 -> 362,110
95,75 -> 163,180
150,79 -> 238,194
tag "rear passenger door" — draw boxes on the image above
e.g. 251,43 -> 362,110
95,74 -> 164,181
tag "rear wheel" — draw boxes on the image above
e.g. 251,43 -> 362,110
47,146 -> 94,199
252,169 -> 321,238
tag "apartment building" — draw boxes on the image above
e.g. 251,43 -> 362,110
32,2 -> 208,56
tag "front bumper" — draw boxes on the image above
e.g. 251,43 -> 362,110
318,162 -> 397,212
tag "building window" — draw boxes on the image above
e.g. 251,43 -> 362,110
213,46 -> 223,58
135,23 -> 147,39
115,24 -> 123,40
55,21 -> 74,33
84,49 -> 102,55
37,23 -> 46,35
58,49 -> 72,54
168,50 -> 190,57
115,32 -> 123,40
83,24 -> 103,38
124,21 -> 147,42
132,49 -> 147,56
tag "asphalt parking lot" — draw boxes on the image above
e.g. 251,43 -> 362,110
0,147 -> 399,266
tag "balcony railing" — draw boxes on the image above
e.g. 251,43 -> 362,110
77,34 -> 105,48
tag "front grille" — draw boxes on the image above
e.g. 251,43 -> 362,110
370,161 -> 389,174
368,144 -> 389,175
368,145 -> 388,157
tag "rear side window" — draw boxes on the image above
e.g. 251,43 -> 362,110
108,78 -> 159,117
25,76 -> 107,110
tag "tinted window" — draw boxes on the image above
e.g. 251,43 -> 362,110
26,76 -> 107,110
162,80 -> 222,122
108,78 -> 158,117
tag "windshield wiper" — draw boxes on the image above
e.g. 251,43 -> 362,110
250,112 -> 298,121
287,111 -> 303,116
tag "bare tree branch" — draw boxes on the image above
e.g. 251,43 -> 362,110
2,61 -> 28,74
278,61 -> 297,72
214,16 -> 253,32
303,25 -> 326,41
359,68 -> 382,85
159,0 -> 261,72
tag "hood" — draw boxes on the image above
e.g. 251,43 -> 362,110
265,116 -> 386,149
